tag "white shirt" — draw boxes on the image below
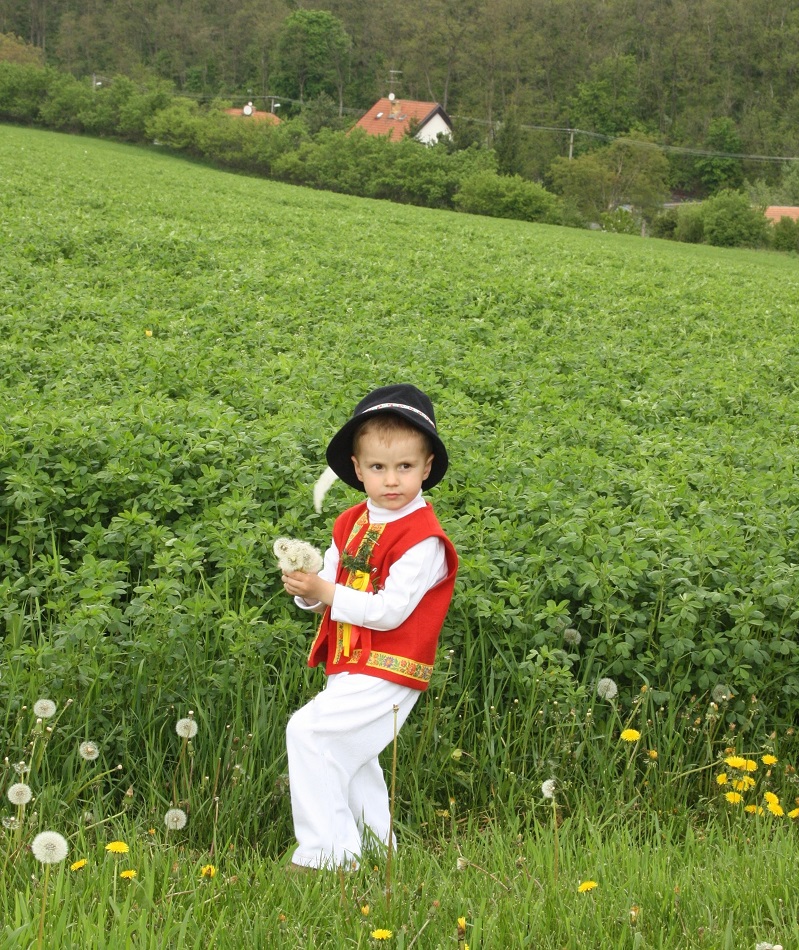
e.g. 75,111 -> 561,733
295,492 -> 447,631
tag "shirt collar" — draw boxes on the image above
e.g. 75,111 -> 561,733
366,492 -> 426,524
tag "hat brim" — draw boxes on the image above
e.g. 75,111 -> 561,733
325,410 -> 448,491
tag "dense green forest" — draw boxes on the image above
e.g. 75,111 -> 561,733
2,0 -> 799,188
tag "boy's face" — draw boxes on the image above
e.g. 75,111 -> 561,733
351,428 -> 434,511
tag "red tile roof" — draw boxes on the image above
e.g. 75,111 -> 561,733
225,106 -> 280,125
354,98 -> 450,140
764,206 -> 799,223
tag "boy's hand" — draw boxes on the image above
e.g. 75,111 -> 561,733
282,570 -> 335,607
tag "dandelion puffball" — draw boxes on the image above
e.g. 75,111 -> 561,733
33,699 -> 57,719
164,808 -> 187,830
31,831 -> 69,864
541,779 -> 556,799
563,627 -> 581,646
7,783 -> 33,805
273,538 -> 324,574
596,677 -> 618,701
176,718 -> 198,740
79,741 -> 100,761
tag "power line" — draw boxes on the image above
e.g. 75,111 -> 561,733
452,116 -> 799,164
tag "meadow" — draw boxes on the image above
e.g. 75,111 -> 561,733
1,124 -> 798,948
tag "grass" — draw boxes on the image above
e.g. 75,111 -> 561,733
2,124 -> 799,947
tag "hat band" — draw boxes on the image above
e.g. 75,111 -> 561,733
358,402 -> 436,429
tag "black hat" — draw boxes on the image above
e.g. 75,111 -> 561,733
325,384 -> 449,491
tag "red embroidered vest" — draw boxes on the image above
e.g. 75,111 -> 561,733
307,501 -> 458,689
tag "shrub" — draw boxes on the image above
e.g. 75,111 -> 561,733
145,98 -> 204,151
0,61 -> 50,122
454,170 -> 562,223
771,215 -> 799,253
650,207 -> 679,239
702,189 -> 768,248
673,203 -> 705,243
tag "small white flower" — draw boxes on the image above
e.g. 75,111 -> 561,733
31,831 -> 69,864
176,718 -> 198,739
164,808 -> 187,830
33,699 -> 57,719
7,783 -> 33,805
79,741 -> 100,761
596,678 -> 618,701
541,779 -> 556,800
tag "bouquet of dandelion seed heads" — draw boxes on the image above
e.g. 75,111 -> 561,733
273,538 -> 324,574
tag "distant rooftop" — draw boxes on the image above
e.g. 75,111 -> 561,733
354,98 -> 451,141
764,206 -> 799,223
225,104 -> 280,125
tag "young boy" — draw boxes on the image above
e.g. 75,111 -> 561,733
281,383 -> 458,871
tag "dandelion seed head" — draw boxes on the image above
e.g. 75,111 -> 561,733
2,816 -> 20,830
563,627 -> 581,646
33,699 -> 57,719
596,678 -> 618,701
273,538 -> 324,574
176,718 -> 198,740
456,856 -> 468,871
541,779 -> 556,799
7,783 -> 32,805
13,761 -> 28,776
79,741 -> 100,761
31,831 -> 68,864
164,808 -> 187,830
712,684 -> 732,703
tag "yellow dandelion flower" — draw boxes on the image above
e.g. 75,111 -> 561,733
119,869 -> 137,880
457,917 -> 467,936
361,905 -> 370,916
578,880 -> 598,892
767,802 -> 784,817
761,754 -> 778,765
200,864 -> 216,878
620,729 -> 641,742
145,329 -> 153,337
764,792 -> 779,805
724,755 -> 746,770
148,828 -> 156,835
788,808 -> 799,819
647,749 -> 658,760
105,841 -> 129,855
743,759 -> 757,772
370,929 -> 393,940
725,791 -> 742,804
716,773 -> 728,785
70,858 -> 87,872
744,804 -> 758,814
733,776 -> 755,791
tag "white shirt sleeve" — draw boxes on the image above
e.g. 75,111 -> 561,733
329,536 -> 447,631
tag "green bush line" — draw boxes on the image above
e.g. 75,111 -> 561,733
3,60 -> 796,250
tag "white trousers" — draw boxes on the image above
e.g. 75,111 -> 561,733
286,672 -> 419,869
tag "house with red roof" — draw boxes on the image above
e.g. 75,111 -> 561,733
354,96 -> 452,144
764,206 -> 799,224
225,102 -> 281,125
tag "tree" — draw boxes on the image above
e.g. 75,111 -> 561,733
274,10 -> 351,108
695,117 -> 744,194
0,32 -> 44,64
549,132 -> 669,220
